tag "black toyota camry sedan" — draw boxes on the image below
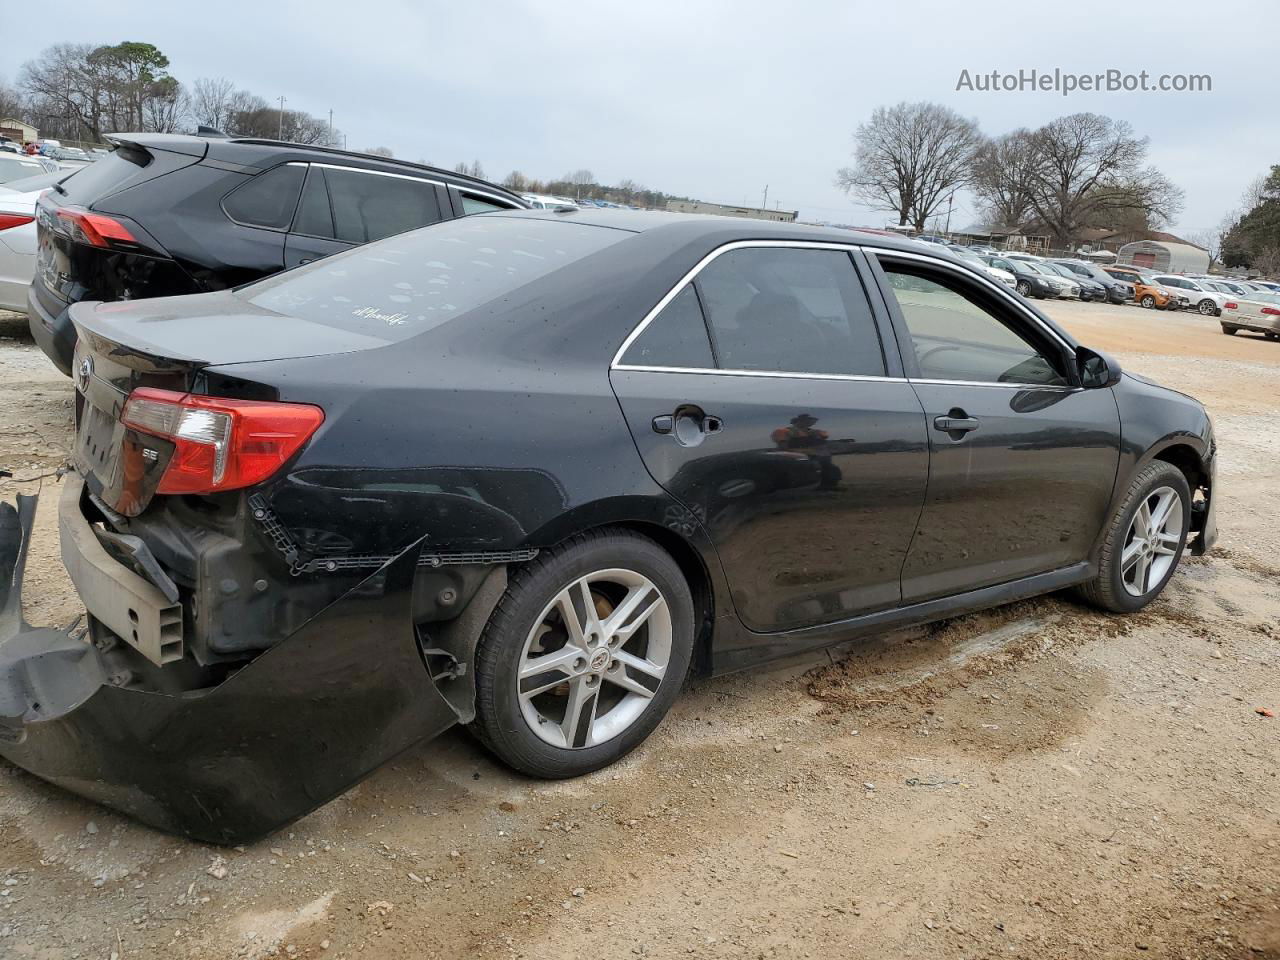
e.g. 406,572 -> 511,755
0,209 -> 1216,842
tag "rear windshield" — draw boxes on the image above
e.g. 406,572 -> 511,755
57,148 -> 149,202
241,215 -> 627,342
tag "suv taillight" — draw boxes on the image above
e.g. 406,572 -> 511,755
122,388 -> 325,494
54,205 -> 140,249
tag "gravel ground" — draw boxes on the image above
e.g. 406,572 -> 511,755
0,301 -> 1277,960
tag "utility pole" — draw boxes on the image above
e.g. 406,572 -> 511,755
277,96 -> 287,140
945,192 -> 955,235
762,184 -> 768,210
328,108 -> 333,144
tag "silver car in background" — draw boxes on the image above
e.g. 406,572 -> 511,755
0,171 -> 68,312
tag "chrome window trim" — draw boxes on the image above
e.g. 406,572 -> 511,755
613,363 -> 902,383
609,239 -> 1077,378
458,188 -> 524,210
613,363 -> 1079,392
610,239 -> 882,372
309,161 -> 446,189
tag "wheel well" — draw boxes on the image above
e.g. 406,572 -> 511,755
602,521 -> 717,677
1153,444 -> 1206,491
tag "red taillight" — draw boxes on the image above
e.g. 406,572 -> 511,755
1263,307 -> 1280,316
121,388 -> 324,495
0,213 -> 34,231
1224,301 -> 1238,310
55,205 -> 138,248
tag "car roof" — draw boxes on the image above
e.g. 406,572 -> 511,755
104,132 -> 526,204
485,206 -> 955,256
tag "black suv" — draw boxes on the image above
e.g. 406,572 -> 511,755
28,134 -> 527,374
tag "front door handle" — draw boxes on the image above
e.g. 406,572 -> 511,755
933,409 -> 980,440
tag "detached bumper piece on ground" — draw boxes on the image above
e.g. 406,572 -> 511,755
0,484 -> 462,845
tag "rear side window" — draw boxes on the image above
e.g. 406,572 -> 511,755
620,286 -> 715,368
324,168 -> 442,243
242,215 -> 626,343
461,194 -> 509,215
695,247 -> 885,377
222,164 -> 306,229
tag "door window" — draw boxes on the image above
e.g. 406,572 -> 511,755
293,166 -> 335,238
879,263 -> 1068,386
222,164 -> 306,229
694,247 -> 885,376
323,168 -> 443,243
460,193 -> 510,215
619,286 -> 715,368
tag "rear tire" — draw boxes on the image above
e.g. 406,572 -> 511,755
1197,299 -> 1218,316
1075,461 -> 1191,614
1015,280 -> 1031,297
1221,324 -> 1238,335
472,529 -> 694,778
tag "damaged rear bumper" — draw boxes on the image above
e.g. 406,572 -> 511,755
0,482 -> 462,845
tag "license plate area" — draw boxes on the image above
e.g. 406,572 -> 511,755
74,401 -> 120,485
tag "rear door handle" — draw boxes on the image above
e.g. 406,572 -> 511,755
933,410 -> 980,440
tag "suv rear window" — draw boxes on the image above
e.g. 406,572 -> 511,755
57,148 -> 150,201
242,215 -> 626,342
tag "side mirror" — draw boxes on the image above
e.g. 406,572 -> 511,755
1077,347 -> 1121,388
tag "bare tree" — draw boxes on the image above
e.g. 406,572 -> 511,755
454,160 -> 485,178
1241,174 -> 1268,212
0,79 -> 25,123
970,129 -> 1039,229
363,146 -> 394,158
190,77 -> 237,130
1024,113 -> 1183,248
835,101 -> 981,230
502,170 -> 529,191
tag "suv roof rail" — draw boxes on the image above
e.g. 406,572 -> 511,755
226,139 -> 515,194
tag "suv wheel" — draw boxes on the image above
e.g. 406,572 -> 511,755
1140,294 -> 1156,309
1221,324 -> 1237,335
472,529 -> 694,778
1075,461 -> 1191,613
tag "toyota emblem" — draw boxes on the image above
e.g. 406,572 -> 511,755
77,356 -> 93,391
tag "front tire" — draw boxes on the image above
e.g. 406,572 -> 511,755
1140,295 -> 1156,309
1197,299 -> 1218,316
472,529 -> 694,778
1075,461 -> 1191,613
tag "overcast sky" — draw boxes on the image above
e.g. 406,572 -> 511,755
5,0 -> 1276,236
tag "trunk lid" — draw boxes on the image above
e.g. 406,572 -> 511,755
69,293 -> 389,516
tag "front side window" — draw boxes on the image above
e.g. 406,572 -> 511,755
694,247 -> 885,376
879,263 -> 1068,387
324,168 -> 443,243
222,164 -> 306,229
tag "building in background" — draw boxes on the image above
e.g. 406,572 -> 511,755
1116,239 -> 1210,274
0,118 -> 38,143
666,199 -> 797,223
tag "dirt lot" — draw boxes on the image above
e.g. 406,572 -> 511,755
1,301 -> 1277,960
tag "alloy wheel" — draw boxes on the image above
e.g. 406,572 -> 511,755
1140,295 -> 1155,309
1198,299 -> 1216,316
517,569 -> 672,749
1120,485 -> 1183,597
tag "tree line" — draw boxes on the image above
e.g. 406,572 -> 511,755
0,41 -> 343,148
1218,170 -> 1280,276
836,101 -> 1185,249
